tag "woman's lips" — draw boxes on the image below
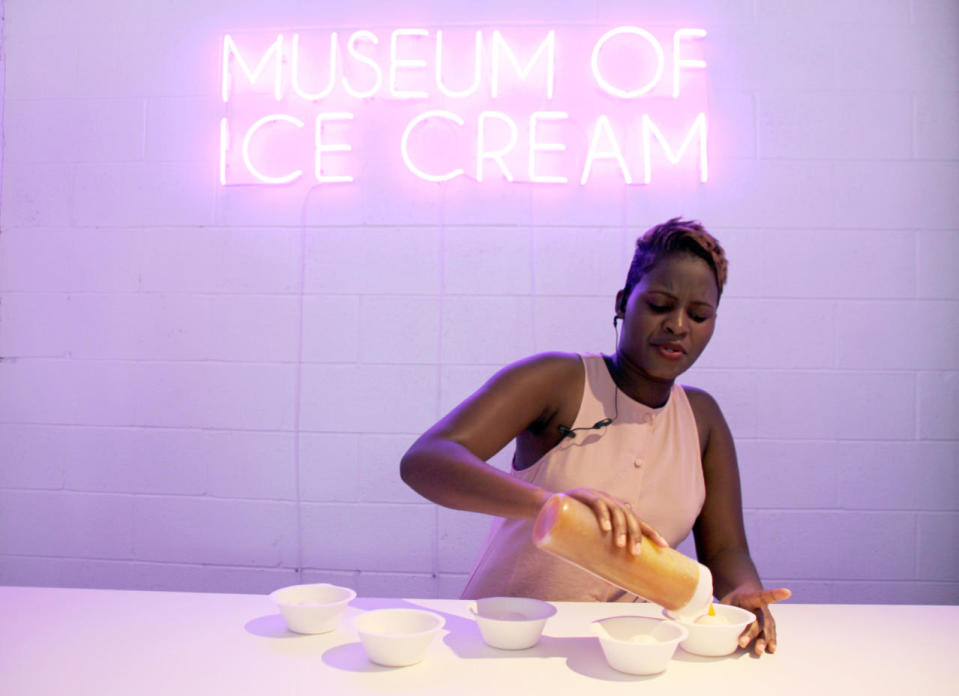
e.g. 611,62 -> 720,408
654,343 -> 685,360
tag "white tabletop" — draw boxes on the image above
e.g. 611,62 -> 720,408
1,586 -> 956,695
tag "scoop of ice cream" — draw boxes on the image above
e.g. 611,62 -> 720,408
626,634 -> 658,643
487,610 -> 529,621
694,613 -> 730,625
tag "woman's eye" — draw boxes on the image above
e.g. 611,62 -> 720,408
690,314 -> 710,323
647,303 -> 671,313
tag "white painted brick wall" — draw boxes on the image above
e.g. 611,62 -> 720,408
298,433 -> 360,502
1,163 -> 74,227
0,293 -> 301,362
440,181 -> 532,226
915,91 -> 959,160
533,296 -> 614,354
441,296 -> 535,364
918,372 -> 959,440
437,507 -> 495,574
299,364 -> 439,433
140,228 -> 302,294
300,503 -> 435,571
919,230 -> 959,298
304,228 -> 442,294
0,360 -> 298,430
688,370 -> 916,440
918,513 -> 959,580
132,497 -> 298,566
0,425 -> 66,490
533,227 -> 625,296
0,0 -> 956,606
837,301 -> 959,370
73,163 -> 215,227
750,510 -> 916,580
443,227 -> 533,295
358,296 -> 441,365
0,556 -> 299,594
4,98 -> 146,164
698,299 -> 835,369
758,90 -> 914,160
742,229 -> 917,299
836,442 -> 959,511
831,162 -> 959,230
0,490 -> 134,559
737,441 -> 841,509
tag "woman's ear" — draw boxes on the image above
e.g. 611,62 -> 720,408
614,289 -> 626,315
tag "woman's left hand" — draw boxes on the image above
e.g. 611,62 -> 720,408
719,586 -> 791,656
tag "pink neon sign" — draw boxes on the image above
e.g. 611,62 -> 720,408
220,26 -> 708,186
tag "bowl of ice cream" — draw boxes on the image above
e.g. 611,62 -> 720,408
669,603 -> 756,657
269,583 -> 356,634
469,596 -> 558,650
353,608 -> 445,667
592,616 -> 687,675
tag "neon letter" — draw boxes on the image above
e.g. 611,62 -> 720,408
591,27 -> 664,98
528,111 -> 568,184
400,110 -> 464,182
222,34 -> 283,102
219,117 -> 229,185
315,112 -> 355,183
390,29 -> 429,99
435,30 -> 482,98
242,114 -> 304,185
672,28 -> 707,98
580,115 -> 631,185
491,30 -> 555,99
642,112 -> 708,183
292,32 -> 338,101
476,111 -> 518,182
342,30 -> 383,99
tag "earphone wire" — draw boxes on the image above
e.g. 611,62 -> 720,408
557,318 -> 621,439
609,317 -> 621,426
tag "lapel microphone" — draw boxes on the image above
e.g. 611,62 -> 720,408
557,417 -> 613,439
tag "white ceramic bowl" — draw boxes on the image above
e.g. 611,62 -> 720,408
353,608 -> 445,667
670,603 -> 756,657
592,616 -> 687,675
469,597 -> 557,650
269,583 -> 356,634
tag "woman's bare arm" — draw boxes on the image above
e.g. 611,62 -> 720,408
687,387 -> 790,654
400,353 -> 664,551
400,353 -> 581,520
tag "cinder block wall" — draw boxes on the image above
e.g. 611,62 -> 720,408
1,0 -> 957,603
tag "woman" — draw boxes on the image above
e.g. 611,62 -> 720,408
400,218 -> 789,655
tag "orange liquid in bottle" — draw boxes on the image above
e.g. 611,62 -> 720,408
533,493 -> 712,617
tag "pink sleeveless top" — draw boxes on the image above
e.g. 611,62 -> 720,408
461,353 -> 706,602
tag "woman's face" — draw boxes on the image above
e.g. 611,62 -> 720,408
617,252 -> 719,383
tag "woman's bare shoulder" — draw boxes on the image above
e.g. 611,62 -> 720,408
681,385 -> 721,415
483,351 -> 583,388
421,352 -> 583,455
482,352 -> 584,423
511,351 -> 584,377
681,385 -> 728,452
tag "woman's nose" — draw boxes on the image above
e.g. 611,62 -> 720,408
663,310 -> 687,334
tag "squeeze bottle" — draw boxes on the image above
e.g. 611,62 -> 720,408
532,493 -> 713,620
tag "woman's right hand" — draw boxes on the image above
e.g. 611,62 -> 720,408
564,487 -> 669,555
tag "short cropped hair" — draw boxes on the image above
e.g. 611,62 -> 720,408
620,217 -> 728,311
